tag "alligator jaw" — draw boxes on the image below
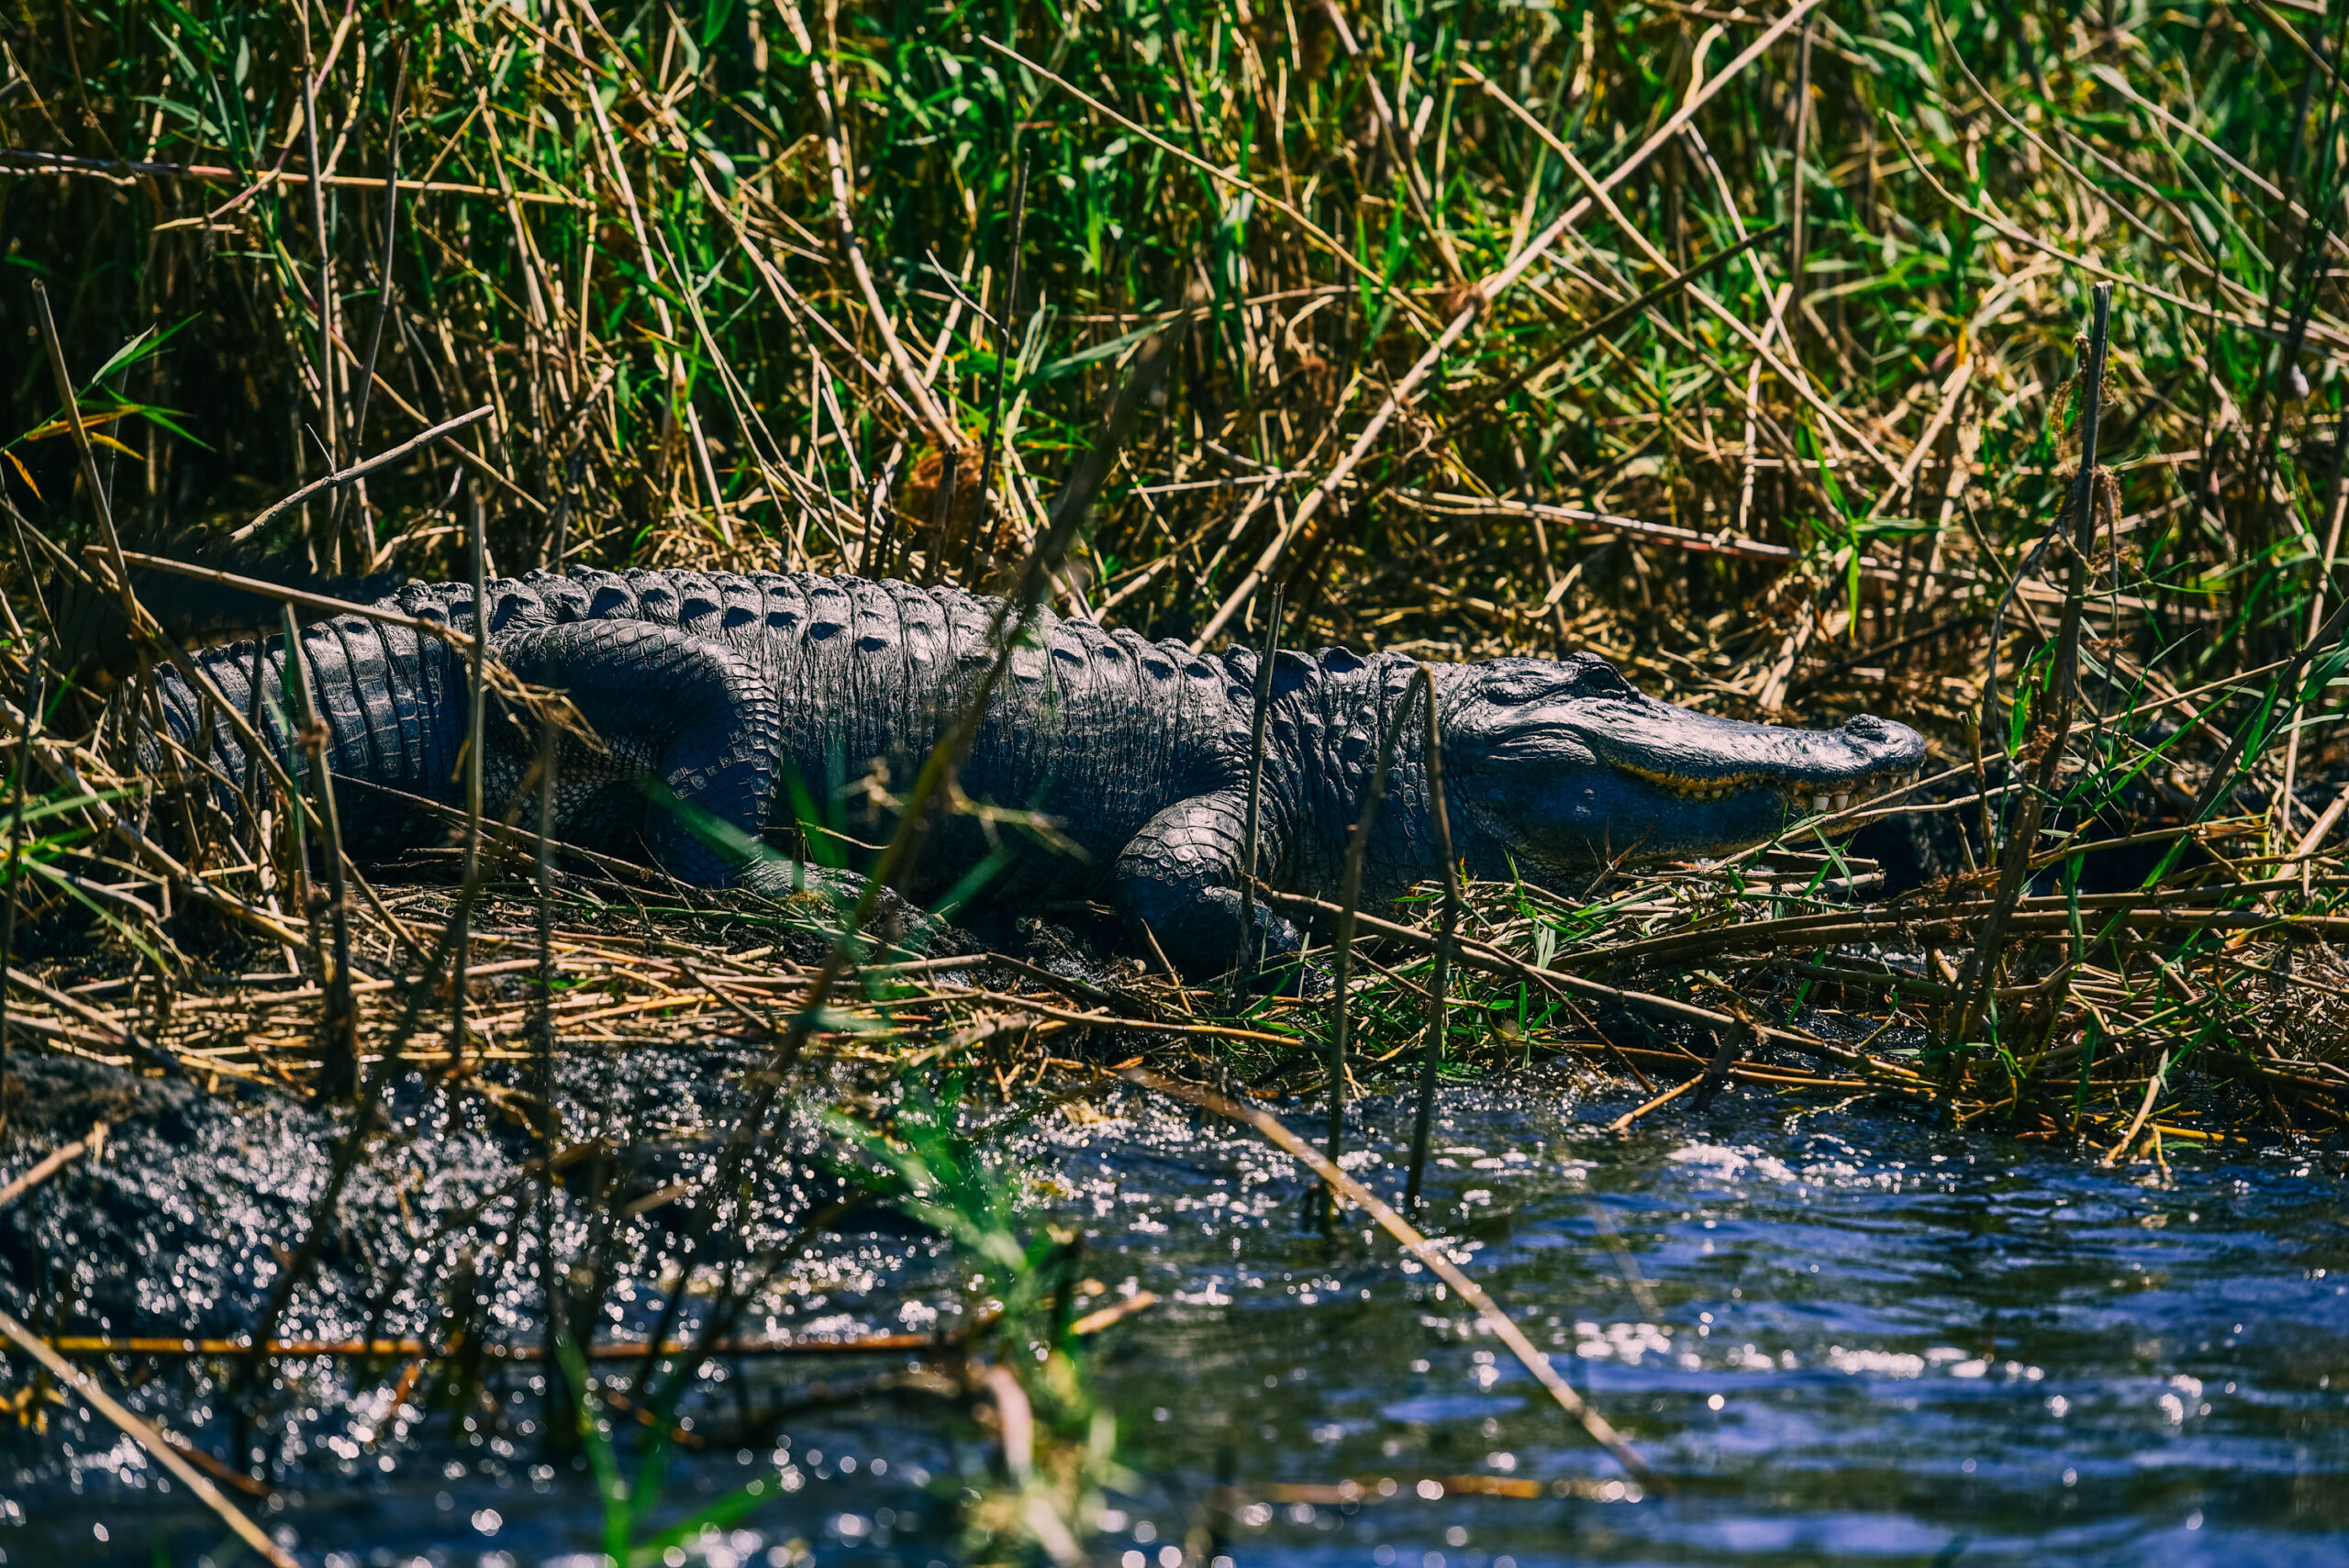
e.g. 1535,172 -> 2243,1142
1564,695 -> 1930,839
1609,759 -> 1925,814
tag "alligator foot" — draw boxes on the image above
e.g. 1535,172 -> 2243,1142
733,858 -> 946,959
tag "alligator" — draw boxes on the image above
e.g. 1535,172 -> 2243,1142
146,569 -> 1927,974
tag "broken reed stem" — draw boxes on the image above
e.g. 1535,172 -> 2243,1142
0,1121 -> 97,1208
1234,588 -> 1284,987
1688,1025 -> 1745,1115
0,1306 -> 296,1568
117,548 -> 482,651
0,147 -> 584,203
655,284 -> 1212,1385
29,281 -> 139,632
1948,283 -> 2111,1061
1786,15 -> 1813,358
297,0 -> 339,506
546,441 -> 586,574
2278,438 -> 2349,842
244,635 -> 276,955
1405,666 -> 1456,1209
921,446 -> 959,585
281,606 -> 358,1101
532,713 -> 562,1448
1329,675 -> 1428,1169
449,489 -> 489,1092
863,439 -> 904,575
1606,1071 -> 1706,1133
1130,1068 -> 1661,1489
2101,1046 -> 2175,1165
1994,282 -> 2115,1068
281,647 -> 319,984
339,39 -> 406,557
0,641 -> 41,1135
974,150 -> 1030,570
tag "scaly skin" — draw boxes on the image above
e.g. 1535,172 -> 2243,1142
150,568 -> 1927,973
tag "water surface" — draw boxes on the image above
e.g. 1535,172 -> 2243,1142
11,1075 -> 2346,1566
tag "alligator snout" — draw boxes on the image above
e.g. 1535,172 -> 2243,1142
1834,712 -> 1928,772
1801,712 -> 1928,814
1838,712 -> 1925,759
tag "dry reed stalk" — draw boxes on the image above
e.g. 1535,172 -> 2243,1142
296,1 -> 340,512
227,405 -> 495,543
0,643 -> 41,1134
1403,665 -> 1458,1208
447,490 -> 489,1094
1326,673 -> 1427,1165
1234,588 -> 1284,986
281,604 -> 358,1099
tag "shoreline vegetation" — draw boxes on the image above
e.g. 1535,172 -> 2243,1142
0,0 -> 2346,1551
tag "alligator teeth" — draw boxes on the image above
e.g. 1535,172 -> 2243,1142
1832,792 -> 1850,811
1811,794 -> 1830,812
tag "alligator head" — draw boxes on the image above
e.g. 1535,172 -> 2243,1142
1440,653 -> 1927,874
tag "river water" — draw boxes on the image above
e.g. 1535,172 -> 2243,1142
10,1075 -> 2348,1566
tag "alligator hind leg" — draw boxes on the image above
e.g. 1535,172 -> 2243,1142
494,621 -> 784,889
1114,792 -> 1301,978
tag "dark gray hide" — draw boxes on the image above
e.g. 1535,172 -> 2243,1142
150,569 -> 1927,973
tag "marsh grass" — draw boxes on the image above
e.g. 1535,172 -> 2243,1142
1,0 -> 2348,1544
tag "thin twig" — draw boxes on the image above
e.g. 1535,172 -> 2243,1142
227,404 -> 495,543
0,1122 -> 101,1209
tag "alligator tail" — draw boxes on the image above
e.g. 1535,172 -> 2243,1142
149,614 -> 469,856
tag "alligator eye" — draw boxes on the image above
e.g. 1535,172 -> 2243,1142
1579,661 -> 1634,695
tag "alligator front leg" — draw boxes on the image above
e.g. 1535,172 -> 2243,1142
1114,793 -> 1301,978
495,621 -> 784,890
